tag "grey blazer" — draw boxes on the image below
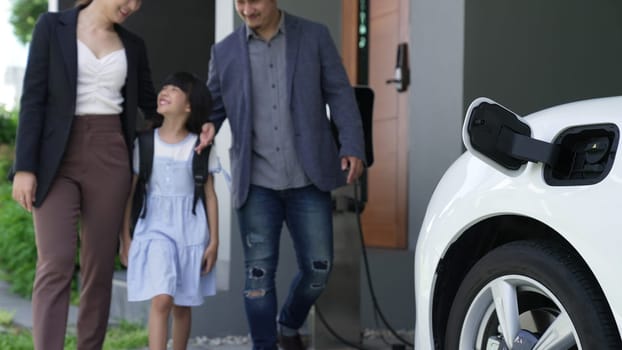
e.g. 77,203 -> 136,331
207,12 -> 366,208
14,6 -> 157,207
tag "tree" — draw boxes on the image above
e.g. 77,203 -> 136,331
10,0 -> 48,44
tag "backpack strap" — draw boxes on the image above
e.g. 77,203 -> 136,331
130,130 -> 154,236
192,139 -> 212,215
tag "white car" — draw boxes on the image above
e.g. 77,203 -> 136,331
414,97 -> 622,350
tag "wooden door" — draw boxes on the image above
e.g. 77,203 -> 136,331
342,0 -> 410,248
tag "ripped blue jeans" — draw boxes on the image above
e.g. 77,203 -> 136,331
237,185 -> 333,350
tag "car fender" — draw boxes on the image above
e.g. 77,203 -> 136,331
415,97 -> 622,347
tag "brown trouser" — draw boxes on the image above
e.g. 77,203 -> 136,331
32,115 -> 131,350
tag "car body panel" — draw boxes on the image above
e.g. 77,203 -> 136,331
414,96 -> 622,349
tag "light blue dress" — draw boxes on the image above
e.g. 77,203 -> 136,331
127,129 -> 222,306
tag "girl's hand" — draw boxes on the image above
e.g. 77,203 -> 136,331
201,244 -> 218,275
12,171 -> 37,212
119,237 -> 131,267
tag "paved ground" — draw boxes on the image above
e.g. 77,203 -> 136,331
0,279 -> 42,329
0,280 -> 411,349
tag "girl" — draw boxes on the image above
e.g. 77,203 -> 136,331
120,72 -> 220,350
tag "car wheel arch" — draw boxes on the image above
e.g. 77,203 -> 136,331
430,214 -> 605,349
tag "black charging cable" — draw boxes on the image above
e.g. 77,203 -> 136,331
373,310 -> 398,348
315,179 -> 414,349
352,181 -> 414,348
314,305 -> 371,350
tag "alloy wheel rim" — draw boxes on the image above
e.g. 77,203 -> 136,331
459,274 -> 580,350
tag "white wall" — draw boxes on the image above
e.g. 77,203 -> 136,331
212,0 -> 234,292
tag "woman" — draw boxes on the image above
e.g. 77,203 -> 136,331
11,0 -> 189,348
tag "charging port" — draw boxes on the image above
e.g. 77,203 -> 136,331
545,124 -> 619,186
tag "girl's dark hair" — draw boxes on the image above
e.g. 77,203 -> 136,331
156,72 -> 212,134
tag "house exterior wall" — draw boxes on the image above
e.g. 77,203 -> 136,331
464,0 -> 622,116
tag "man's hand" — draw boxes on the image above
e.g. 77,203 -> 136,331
341,156 -> 364,184
12,171 -> 37,212
195,122 -> 216,154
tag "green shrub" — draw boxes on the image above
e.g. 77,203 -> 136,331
10,0 -> 48,45
0,183 -> 36,298
0,310 -> 14,327
0,309 -> 32,350
0,328 -> 33,350
0,105 -> 17,178
64,334 -> 78,350
0,106 -> 18,145
0,107 -> 35,299
0,157 -> 12,179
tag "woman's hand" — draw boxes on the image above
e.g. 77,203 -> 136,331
12,171 -> 37,212
119,236 -> 131,268
201,243 -> 218,275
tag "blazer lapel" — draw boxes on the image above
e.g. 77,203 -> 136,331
57,7 -> 79,100
284,13 -> 300,103
237,26 -> 252,102
117,26 -> 137,89
237,27 -> 253,139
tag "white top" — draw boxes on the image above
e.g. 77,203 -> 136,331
132,131 -> 221,174
75,40 -> 126,115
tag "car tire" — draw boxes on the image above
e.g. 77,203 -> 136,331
444,240 -> 621,350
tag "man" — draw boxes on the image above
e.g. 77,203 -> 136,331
207,1 -> 365,349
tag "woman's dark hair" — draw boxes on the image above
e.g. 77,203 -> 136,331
156,72 -> 213,134
75,0 -> 93,7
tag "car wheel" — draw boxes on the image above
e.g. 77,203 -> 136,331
444,240 -> 621,350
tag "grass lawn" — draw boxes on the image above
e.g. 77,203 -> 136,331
0,309 -> 148,350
